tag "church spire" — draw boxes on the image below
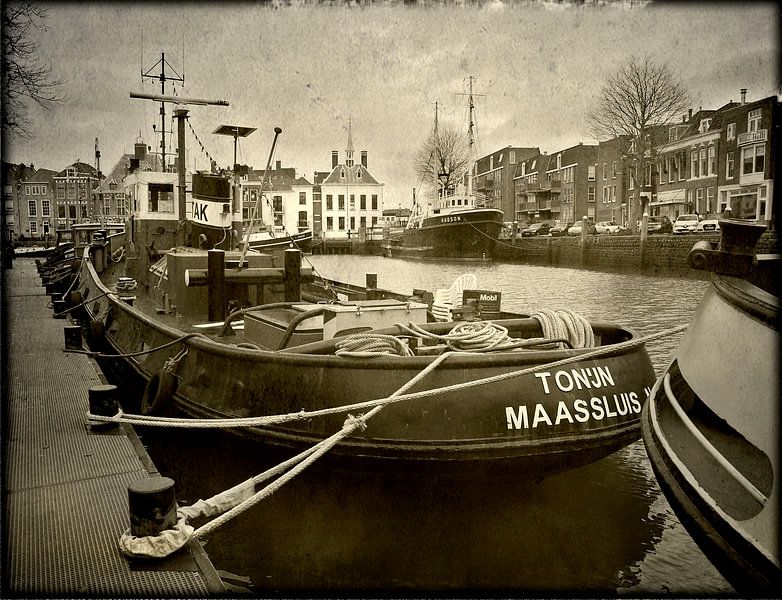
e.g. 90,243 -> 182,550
346,117 -> 354,167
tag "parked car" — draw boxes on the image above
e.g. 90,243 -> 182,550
635,215 -> 672,234
568,221 -> 597,236
696,214 -> 721,233
549,220 -> 573,236
595,221 -> 623,235
520,221 -> 552,237
673,214 -> 700,234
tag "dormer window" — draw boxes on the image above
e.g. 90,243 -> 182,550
109,180 -> 117,190
340,169 -> 345,178
557,154 -> 562,170
356,168 -> 362,179
699,118 -> 712,133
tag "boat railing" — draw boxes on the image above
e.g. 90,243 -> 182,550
657,371 -> 767,508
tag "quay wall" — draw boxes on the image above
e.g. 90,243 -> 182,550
493,232 -> 779,274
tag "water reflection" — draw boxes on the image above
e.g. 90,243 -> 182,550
139,256 -> 732,594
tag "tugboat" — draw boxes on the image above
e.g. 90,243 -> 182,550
641,219 -> 780,592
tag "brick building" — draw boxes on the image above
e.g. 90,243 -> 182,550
473,145 -> 539,220
52,162 -> 101,228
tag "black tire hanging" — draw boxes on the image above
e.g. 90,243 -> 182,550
141,370 -> 179,415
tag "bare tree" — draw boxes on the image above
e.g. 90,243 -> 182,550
2,3 -> 67,140
587,55 -> 691,231
413,121 -> 470,201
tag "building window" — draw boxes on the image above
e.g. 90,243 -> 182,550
372,216 -> 378,227
741,144 -> 765,175
25,185 -> 31,195
602,187 -> 608,203
557,154 -> 561,169
696,188 -> 704,213
58,205 -> 66,218
338,216 -> 345,230
67,183 -> 76,199
56,183 -> 65,199
81,205 -> 88,218
602,163 -> 607,180
612,161 -> 617,179
299,192 -> 306,205
698,148 -> 707,177
68,205 -> 77,219
349,195 -> 355,210
338,195 -> 345,210
748,108 -> 762,132
360,194 -> 366,210
726,152 -> 734,179
588,186 -> 595,203
587,165 -> 595,181
326,194 -> 333,210
708,146 -> 715,176
727,122 -> 736,140
326,216 -> 333,230
28,200 -> 37,216
42,200 -> 50,217
298,211 -> 308,228
272,196 -> 283,212
707,187 -> 715,213
350,216 -> 355,230
360,216 -> 367,229
686,188 -> 693,208
30,221 -> 37,234
103,202 -> 111,216
691,151 -> 698,179
371,194 -> 378,210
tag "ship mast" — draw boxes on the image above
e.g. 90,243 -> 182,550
456,75 -> 485,199
141,52 -> 184,171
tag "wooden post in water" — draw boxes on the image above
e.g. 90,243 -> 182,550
284,248 -> 301,302
640,213 -> 649,268
366,272 -> 378,300
580,215 -> 588,267
208,249 -> 226,321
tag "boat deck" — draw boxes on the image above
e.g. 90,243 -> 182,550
3,258 -> 225,596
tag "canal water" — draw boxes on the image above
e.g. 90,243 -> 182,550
140,255 -> 734,595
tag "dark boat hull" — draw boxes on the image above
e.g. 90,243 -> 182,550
396,208 -> 503,259
641,274 -> 780,592
75,257 -> 656,478
247,230 -> 313,253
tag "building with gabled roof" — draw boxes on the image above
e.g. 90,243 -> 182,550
320,121 -> 384,240
52,160 -> 101,228
238,160 -> 313,236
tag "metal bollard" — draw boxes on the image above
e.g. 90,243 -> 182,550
127,477 -> 178,537
88,384 -> 119,431
64,325 -> 82,350
53,299 -> 67,318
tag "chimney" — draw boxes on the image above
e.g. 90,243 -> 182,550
331,150 -> 338,169
275,160 -> 281,170
688,108 -> 692,120
134,141 -> 146,161
361,150 -> 367,168
740,88 -> 747,104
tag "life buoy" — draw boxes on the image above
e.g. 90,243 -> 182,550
141,370 -> 179,415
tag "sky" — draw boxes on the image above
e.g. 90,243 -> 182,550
5,0 -> 780,209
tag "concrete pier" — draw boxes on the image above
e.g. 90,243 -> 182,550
3,258 -> 225,596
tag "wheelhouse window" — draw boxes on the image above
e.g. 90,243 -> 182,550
148,183 -> 174,213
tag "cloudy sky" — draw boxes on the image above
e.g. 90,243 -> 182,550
6,1 -> 779,207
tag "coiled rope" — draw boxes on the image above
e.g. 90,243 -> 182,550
531,309 -> 594,349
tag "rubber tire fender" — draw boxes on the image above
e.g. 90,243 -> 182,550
141,370 -> 180,416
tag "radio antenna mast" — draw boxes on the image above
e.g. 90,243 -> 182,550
141,51 -> 184,171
